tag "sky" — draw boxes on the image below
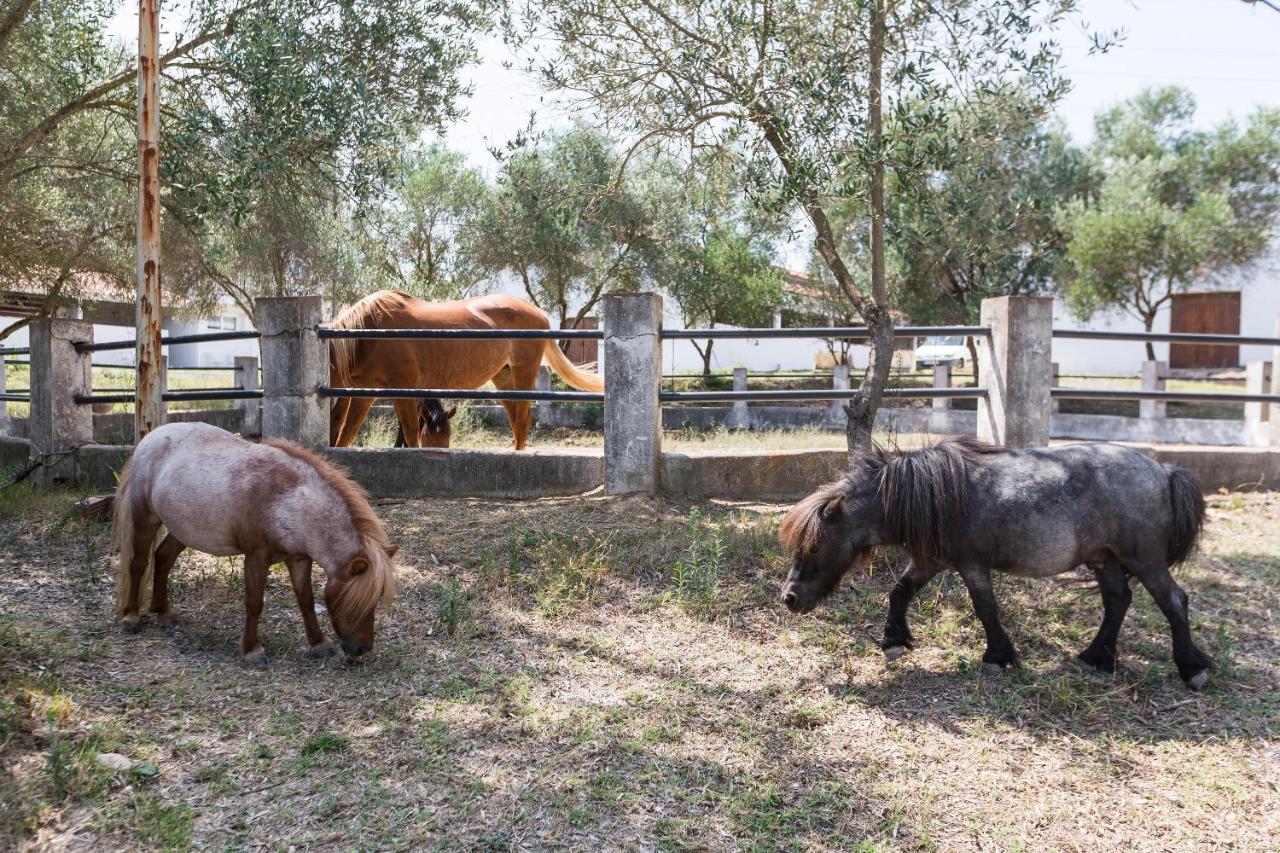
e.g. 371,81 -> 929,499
108,0 -> 1280,266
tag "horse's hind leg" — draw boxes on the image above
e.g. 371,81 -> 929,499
150,534 -> 186,629
1129,561 -> 1213,689
491,365 -> 532,450
1078,561 -> 1131,674
881,559 -> 942,660
958,566 -> 1017,672
120,517 -> 162,634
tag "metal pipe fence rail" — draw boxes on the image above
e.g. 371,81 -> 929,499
1053,329 -> 1280,347
74,389 -> 264,405
661,325 -> 990,340
661,387 -> 984,403
316,327 -> 603,340
319,387 -> 603,403
74,329 -> 261,353
5,360 -> 249,370
1051,388 -> 1280,404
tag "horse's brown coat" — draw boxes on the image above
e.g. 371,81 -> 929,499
328,290 -> 604,449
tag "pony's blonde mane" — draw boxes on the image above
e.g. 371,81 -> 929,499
262,439 -> 397,620
328,290 -> 414,386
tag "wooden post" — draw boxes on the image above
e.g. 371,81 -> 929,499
134,0 -> 163,441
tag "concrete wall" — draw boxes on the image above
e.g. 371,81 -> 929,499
4,407 -> 247,444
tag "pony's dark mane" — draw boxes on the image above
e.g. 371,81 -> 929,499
875,437 -> 1004,558
781,437 -> 1006,559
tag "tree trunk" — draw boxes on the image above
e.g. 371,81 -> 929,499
701,339 -> 714,377
966,336 -> 980,387
844,0 -> 890,452
1144,314 -> 1157,362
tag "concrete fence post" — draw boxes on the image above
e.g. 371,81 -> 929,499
158,354 -> 168,422
977,296 -> 1052,447
1050,362 -> 1060,414
1272,315 -> 1280,446
0,358 -> 9,434
1244,361 -> 1271,429
602,293 -> 662,495
931,364 -> 951,410
830,364 -> 850,424
1139,360 -> 1167,421
256,296 -> 327,448
28,317 -> 93,484
729,367 -> 749,429
235,356 -> 261,436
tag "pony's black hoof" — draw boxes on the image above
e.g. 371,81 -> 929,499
1185,670 -> 1209,691
1076,649 -> 1116,674
306,641 -> 337,660
155,612 -> 177,631
243,649 -> 269,670
980,661 -> 1008,676
882,645 -> 908,662
120,617 -> 141,635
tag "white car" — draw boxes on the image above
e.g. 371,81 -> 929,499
914,335 -> 969,368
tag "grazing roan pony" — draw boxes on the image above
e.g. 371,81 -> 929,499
328,290 -> 603,449
114,422 -> 398,667
779,437 -> 1213,690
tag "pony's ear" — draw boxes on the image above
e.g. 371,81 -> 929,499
348,556 -> 370,576
384,544 -> 399,558
820,495 -> 845,522
445,406 -> 457,419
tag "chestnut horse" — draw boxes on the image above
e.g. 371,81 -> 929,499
114,422 -> 397,667
328,290 -> 604,450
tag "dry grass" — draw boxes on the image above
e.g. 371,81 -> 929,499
1,486 -> 1277,850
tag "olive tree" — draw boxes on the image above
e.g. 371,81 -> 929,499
520,0 -> 1096,447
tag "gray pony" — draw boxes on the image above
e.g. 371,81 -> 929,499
779,437 -> 1213,690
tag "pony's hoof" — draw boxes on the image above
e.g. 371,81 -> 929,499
1186,670 -> 1209,691
120,616 -> 141,635
243,648 -> 269,670
980,661 -> 1008,676
306,641 -> 337,660
882,645 -> 907,662
155,611 -> 177,630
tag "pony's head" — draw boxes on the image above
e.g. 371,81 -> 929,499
778,462 -> 884,614
417,399 -> 456,448
325,534 -> 398,658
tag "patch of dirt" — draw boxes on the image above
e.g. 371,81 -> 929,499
1,489 -> 1277,850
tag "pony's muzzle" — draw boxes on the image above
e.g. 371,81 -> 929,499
341,634 -> 370,657
781,586 -> 814,615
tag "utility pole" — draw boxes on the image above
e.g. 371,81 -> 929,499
135,0 -> 163,440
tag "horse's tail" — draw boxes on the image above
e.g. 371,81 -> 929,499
113,456 -> 153,618
1165,463 -> 1206,566
542,340 -> 604,393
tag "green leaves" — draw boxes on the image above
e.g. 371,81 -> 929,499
1056,87 -> 1280,328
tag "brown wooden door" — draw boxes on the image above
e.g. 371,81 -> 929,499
564,316 -> 599,366
1169,292 -> 1240,368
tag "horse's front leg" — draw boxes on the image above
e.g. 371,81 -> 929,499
1078,561 -> 1132,674
286,556 -> 335,659
958,566 -> 1017,672
881,558 -> 942,661
240,551 -> 271,669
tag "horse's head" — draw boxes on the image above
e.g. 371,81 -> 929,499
324,537 -> 398,658
778,470 -> 883,615
417,399 -> 456,448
